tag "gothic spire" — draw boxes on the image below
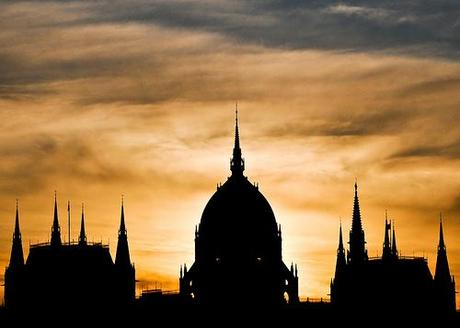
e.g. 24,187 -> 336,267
9,200 -> 24,268
435,215 -> 451,282
79,203 -> 87,246
438,214 -> 445,250
348,181 -> 367,264
338,221 -> 344,251
335,221 -> 347,278
391,220 -> 398,258
434,214 -> 456,313
351,181 -> 362,232
14,200 -> 21,240
51,191 -> 62,246
382,212 -> 392,260
230,105 -> 245,176
115,196 -> 131,267
119,196 -> 126,233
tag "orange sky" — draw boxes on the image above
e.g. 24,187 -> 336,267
0,1 -> 460,309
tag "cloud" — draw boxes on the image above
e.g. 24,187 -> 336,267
2,0 -> 460,59
1,0 -> 460,307
393,139 -> 460,159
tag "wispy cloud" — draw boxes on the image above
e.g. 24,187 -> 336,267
0,0 -> 459,307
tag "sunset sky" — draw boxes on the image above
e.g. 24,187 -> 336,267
1,1 -> 460,308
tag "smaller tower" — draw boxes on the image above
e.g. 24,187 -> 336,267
79,203 -> 87,246
9,200 -> 24,268
335,221 -> 347,277
331,221 -> 347,305
115,197 -> 131,267
434,216 -> 456,314
5,200 -> 25,309
382,213 -> 392,260
348,181 -> 367,265
51,192 -> 62,247
391,221 -> 398,259
115,196 -> 135,303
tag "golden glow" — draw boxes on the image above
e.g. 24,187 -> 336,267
0,1 -> 459,310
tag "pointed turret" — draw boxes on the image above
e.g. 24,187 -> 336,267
435,216 -> 451,282
230,106 -> 245,177
79,203 -> 87,246
382,213 -> 392,260
434,215 -> 456,313
50,192 -> 61,246
391,221 -> 398,259
9,200 -> 24,268
335,221 -> 347,278
348,181 -> 367,264
115,197 -> 131,267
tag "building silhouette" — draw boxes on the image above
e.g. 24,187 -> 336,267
179,110 -> 299,307
4,195 -> 135,314
2,112 -> 458,324
331,183 -> 456,318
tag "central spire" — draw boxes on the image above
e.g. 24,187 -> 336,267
230,104 -> 245,176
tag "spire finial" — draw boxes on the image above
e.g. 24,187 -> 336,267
119,195 -> 126,234
338,219 -> 344,251
439,213 -> 445,249
230,105 -> 244,176
14,199 -> 20,238
235,102 -> 239,130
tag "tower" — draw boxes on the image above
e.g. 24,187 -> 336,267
115,197 -> 135,303
331,221 -> 347,305
382,214 -> 392,260
50,192 -> 62,247
4,200 -> 25,309
9,200 -> 24,268
348,182 -> 367,265
335,221 -> 347,277
79,203 -> 87,246
181,109 -> 299,307
391,221 -> 398,259
115,198 -> 131,267
434,217 -> 456,314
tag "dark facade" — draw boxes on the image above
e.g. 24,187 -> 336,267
331,183 -> 456,317
179,111 -> 299,307
4,196 -> 135,314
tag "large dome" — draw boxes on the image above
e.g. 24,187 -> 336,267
179,110 -> 299,306
198,174 -> 279,262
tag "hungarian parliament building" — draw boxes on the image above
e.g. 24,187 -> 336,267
2,113 -> 457,324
